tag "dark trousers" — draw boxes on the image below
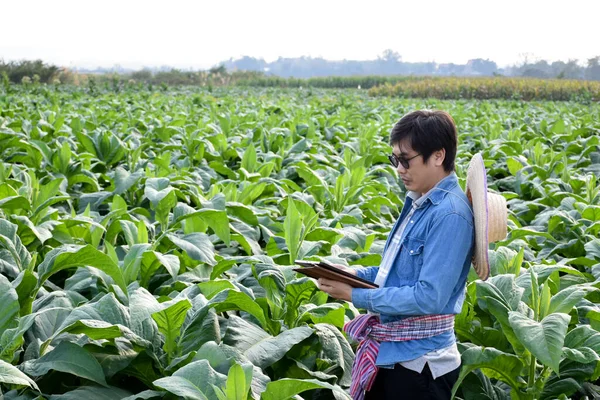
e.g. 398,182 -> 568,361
364,363 -> 460,400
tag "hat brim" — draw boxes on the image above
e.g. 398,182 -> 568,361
466,153 -> 490,281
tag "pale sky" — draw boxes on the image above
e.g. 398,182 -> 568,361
1,0 -> 598,70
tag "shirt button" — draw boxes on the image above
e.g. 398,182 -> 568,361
410,250 -> 414,254
410,220 -> 414,224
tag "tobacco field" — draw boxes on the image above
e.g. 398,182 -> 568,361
1,85 -> 600,399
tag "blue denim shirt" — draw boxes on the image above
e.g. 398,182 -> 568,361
351,173 -> 474,366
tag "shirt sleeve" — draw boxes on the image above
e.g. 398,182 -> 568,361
354,266 -> 379,283
351,212 -> 473,315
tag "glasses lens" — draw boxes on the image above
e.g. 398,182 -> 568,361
388,155 -> 398,168
399,158 -> 409,169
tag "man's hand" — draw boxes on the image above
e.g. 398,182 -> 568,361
331,263 -> 357,275
317,278 -> 353,302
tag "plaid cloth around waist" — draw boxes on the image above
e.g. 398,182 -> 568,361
343,313 -> 455,400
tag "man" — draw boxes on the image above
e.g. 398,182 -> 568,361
318,110 -> 475,399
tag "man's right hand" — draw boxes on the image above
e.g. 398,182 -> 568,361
332,263 -> 357,276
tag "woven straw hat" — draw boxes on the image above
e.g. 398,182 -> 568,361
465,153 -> 508,281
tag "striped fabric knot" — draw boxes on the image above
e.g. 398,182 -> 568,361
343,313 -> 455,400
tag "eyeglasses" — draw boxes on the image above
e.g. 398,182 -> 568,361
388,153 -> 421,169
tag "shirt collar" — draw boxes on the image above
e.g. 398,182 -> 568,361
407,172 -> 458,207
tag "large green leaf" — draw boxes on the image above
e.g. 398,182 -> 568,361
0,274 -> 19,335
284,278 -> 318,327
194,341 -> 270,398
37,244 -> 126,292
284,198 -> 302,264
586,239 -> 600,260
508,311 -> 570,373
112,167 -> 144,195
207,290 -> 268,330
121,390 -> 165,400
120,220 -> 142,247
313,323 -> 354,387
224,363 -> 250,400
152,298 -> 192,357
298,303 -> 346,329
123,243 -> 152,284
198,280 -> 236,299
0,359 -> 39,390
0,219 -> 32,271
13,269 -> 38,315
0,312 -> 39,362
564,324 -> 600,354
540,378 -> 582,400
547,285 -> 597,315
476,275 -> 525,353
223,316 -> 313,369
21,341 -> 107,386
48,385 -> 133,400
261,378 -> 351,400
178,307 -> 220,357
241,142 -> 257,173
129,288 -> 162,347
452,344 -> 524,398
153,376 -> 208,400
173,204 -> 230,245
140,250 -> 180,286
226,202 -> 259,226
153,359 -> 227,400
59,293 -> 130,329
31,178 -> 69,221
167,233 -> 217,266
145,178 -> 177,228
12,215 -> 56,245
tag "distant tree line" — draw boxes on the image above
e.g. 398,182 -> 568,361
0,60 -> 60,84
222,50 -> 600,81
2,51 -> 600,87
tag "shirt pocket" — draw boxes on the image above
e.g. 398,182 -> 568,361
395,236 -> 425,283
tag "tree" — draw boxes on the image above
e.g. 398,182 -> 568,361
467,59 -> 498,76
378,49 -> 402,63
209,64 -> 227,75
585,56 -> 600,80
559,59 -> 583,79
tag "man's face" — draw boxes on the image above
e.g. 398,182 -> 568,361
392,141 -> 441,195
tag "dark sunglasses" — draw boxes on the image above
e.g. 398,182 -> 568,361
388,153 -> 421,169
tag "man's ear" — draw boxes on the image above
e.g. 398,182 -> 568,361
434,149 -> 446,166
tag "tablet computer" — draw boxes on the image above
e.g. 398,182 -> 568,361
293,260 -> 378,289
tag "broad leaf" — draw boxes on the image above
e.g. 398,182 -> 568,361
0,274 -> 19,334
452,344 -> 524,399
261,378 -> 351,400
152,299 -> 192,357
49,385 -> 133,400
284,198 -> 302,264
21,341 -> 107,386
167,233 -> 217,266
508,311 -> 570,373
153,359 -> 227,400
0,359 -> 39,390
223,316 -> 313,369
38,245 -> 126,291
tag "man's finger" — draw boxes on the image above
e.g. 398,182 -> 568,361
319,278 -> 335,286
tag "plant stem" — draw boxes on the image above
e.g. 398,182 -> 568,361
528,354 -> 536,389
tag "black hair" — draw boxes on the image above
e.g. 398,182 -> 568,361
389,109 -> 457,172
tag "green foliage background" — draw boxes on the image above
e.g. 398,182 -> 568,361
0,85 -> 599,399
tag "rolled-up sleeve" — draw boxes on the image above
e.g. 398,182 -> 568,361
354,266 -> 379,283
351,212 -> 473,315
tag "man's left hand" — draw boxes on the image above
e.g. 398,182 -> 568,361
317,278 -> 353,302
